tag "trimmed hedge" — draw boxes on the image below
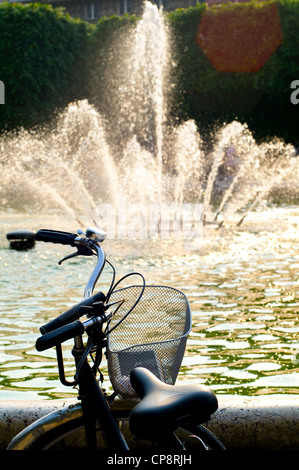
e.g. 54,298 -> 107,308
0,1 -> 299,142
0,2 -> 90,130
167,0 -> 299,142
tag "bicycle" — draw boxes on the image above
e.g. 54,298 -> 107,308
7,227 -> 226,451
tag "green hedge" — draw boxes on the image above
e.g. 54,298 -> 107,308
1,1 -> 299,142
167,0 -> 299,142
0,2 -> 90,130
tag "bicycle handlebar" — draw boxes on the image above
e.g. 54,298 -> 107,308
35,226 -> 109,353
36,320 -> 85,351
40,290 -> 106,334
36,310 -> 112,351
36,228 -> 106,299
35,229 -> 77,246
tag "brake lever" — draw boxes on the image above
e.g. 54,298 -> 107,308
58,245 -> 94,265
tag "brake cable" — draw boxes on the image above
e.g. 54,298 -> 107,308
104,272 -> 146,335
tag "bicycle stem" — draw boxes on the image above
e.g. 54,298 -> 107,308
84,243 -> 106,298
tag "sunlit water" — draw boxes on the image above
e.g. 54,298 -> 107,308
1,205 -> 299,400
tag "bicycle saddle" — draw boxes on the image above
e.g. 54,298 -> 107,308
129,367 -> 218,441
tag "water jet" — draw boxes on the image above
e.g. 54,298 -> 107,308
0,1 -> 298,236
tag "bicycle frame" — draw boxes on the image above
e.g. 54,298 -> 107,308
57,237 -> 129,450
53,336 -> 128,450
76,348 -> 129,451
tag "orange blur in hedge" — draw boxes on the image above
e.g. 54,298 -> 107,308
196,2 -> 283,73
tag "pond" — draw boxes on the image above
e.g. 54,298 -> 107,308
1,205 -> 298,400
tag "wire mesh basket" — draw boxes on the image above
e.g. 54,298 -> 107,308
106,285 -> 191,398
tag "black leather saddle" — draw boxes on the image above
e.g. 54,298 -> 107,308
129,367 -> 218,440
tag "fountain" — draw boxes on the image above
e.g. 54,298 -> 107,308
1,4 -> 299,448
1,1 -> 298,241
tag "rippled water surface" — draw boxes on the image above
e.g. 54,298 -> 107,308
0,206 -> 299,399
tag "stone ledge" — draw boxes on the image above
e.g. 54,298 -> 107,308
1,395 -> 299,450
207,395 -> 299,450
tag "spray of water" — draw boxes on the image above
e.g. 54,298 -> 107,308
1,1 -> 298,238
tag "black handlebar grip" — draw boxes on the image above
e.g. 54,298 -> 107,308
40,291 -> 106,334
35,229 -> 77,246
36,320 -> 85,352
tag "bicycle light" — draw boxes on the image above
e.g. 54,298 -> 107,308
85,227 -> 106,242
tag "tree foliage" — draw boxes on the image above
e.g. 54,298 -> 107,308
0,2 -> 90,130
168,0 -> 299,142
0,1 -> 299,142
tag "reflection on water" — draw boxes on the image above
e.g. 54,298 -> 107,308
0,205 -> 299,399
